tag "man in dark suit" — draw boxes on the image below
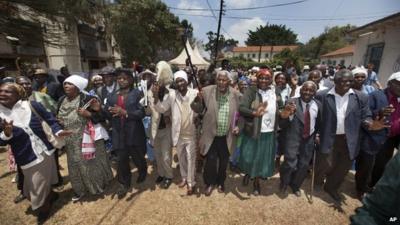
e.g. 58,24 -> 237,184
32,68 -> 63,101
314,69 -> 388,202
105,68 -> 147,196
97,66 -> 119,105
279,81 -> 321,197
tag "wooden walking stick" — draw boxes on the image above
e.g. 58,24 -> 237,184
309,144 -> 317,204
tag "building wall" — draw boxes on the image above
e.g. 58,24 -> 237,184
320,55 -> 353,67
352,25 -> 400,85
229,51 -> 278,62
44,24 -> 82,72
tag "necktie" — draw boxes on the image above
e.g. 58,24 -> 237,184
303,103 -> 310,139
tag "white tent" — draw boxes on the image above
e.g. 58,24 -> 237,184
169,40 -> 210,69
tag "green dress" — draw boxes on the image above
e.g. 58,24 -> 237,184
238,132 -> 276,178
58,95 -> 113,195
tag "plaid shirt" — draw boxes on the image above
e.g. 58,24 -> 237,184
216,91 -> 230,136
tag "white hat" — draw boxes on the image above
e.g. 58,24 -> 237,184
64,75 -> 88,92
388,71 -> 400,82
173,70 -> 188,82
352,67 -> 367,76
251,66 -> 260,72
303,65 -> 310,70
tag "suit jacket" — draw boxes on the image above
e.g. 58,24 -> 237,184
360,89 -> 390,155
154,88 -> 198,146
315,88 -> 372,160
97,82 -> 119,105
279,97 -> 322,154
147,88 -> 172,145
105,88 -> 146,149
191,85 -> 240,155
239,85 -> 283,139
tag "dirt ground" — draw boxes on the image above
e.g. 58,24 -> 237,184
0,148 -> 362,225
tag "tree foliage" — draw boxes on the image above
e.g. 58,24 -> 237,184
245,24 -> 298,46
108,0 -> 187,65
204,31 -> 238,61
297,24 -> 355,61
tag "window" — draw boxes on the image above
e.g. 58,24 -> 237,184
365,43 -> 385,73
265,53 -> 269,58
239,54 -> 243,58
340,60 -> 345,66
333,60 -> 337,66
252,53 -> 256,58
247,53 -> 250,58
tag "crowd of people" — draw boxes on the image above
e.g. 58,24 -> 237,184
0,61 -> 399,224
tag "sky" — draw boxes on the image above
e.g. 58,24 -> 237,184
161,0 -> 400,46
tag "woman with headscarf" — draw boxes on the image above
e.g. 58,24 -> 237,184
0,82 -> 71,223
238,69 -> 284,195
57,75 -> 113,202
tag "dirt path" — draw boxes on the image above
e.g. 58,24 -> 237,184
0,150 -> 361,225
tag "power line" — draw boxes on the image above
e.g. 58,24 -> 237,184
174,13 -> 393,21
205,0 -> 235,39
168,0 -> 307,11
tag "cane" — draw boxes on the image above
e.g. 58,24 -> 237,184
309,144 -> 317,204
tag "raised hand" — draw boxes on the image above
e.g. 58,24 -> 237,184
77,108 -> 92,118
57,130 -> 74,137
108,105 -> 127,117
379,104 -> 395,118
2,119 -> 13,137
368,116 -> 391,131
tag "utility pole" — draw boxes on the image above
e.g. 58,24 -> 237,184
214,0 -> 224,63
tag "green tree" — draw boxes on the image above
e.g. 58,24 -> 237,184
204,31 -> 238,61
245,24 -> 298,46
297,24 -> 356,61
108,0 -> 186,65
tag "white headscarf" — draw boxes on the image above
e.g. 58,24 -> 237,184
352,67 -> 367,76
64,75 -> 88,92
173,70 -> 188,82
388,71 -> 400,82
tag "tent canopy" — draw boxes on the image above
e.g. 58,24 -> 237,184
169,41 -> 210,69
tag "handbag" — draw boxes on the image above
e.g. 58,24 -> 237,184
29,103 -> 66,149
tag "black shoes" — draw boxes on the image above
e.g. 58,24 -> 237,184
242,174 -> 250,186
279,183 -> 287,194
14,193 -> 26,204
155,176 -> 164,184
136,173 -> 147,184
253,180 -> 260,196
324,187 -> 341,202
204,185 -> 214,196
293,190 -> 301,197
162,178 -> 172,189
217,184 -> 225,193
117,185 -> 129,198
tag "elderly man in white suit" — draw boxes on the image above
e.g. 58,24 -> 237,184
152,70 -> 199,195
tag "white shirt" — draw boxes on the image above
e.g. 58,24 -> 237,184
301,99 -> 318,135
328,87 -> 355,134
259,86 -> 277,132
106,82 -> 116,93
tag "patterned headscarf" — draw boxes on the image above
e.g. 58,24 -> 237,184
2,83 -> 26,100
256,69 -> 272,78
